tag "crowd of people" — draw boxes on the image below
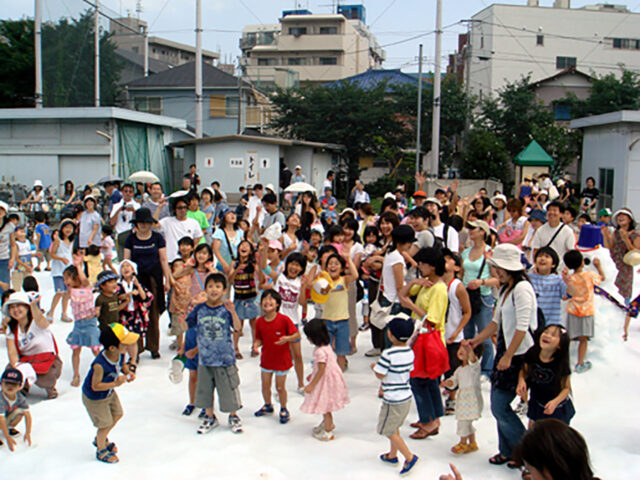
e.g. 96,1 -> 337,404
0,167 -> 630,479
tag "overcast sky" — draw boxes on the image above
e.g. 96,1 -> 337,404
1,0 -> 638,72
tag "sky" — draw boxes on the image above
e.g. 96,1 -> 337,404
1,0 -> 639,72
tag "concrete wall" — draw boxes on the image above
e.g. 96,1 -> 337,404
423,178 -> 504,200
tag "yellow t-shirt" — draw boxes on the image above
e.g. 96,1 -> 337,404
322,277 -> 349,321
410,281 -> 448,342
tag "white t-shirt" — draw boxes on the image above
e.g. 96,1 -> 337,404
247,195 -> 265,225
323,179 -> 333,191
275,274 -> 302,324
110,199 -> 141,235
445,278 -> 464,342
159,216 -> 203,261
433,223 -> 459,253
354,190 -> 370,204
349,242 -> 364,261
531,222 -> 575,263
7,322 -> 56,356
381,250 -> 405,303
78,210 -> 102,248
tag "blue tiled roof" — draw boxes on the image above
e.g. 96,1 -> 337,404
326,69 -> 433,91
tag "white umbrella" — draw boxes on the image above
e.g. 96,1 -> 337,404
169,190 -> 191,199
285,182 -> 316,194
129,171 -> 160,184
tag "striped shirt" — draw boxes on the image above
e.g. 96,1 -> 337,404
529,273 -> 566,325
374,346 -> 414,404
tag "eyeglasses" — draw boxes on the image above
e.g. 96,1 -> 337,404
175,206 -> 187,210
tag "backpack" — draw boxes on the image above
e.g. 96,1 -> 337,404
430,223 -> 449,252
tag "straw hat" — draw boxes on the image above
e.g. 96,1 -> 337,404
623,250 -> 640,267
487,244 -> 524,271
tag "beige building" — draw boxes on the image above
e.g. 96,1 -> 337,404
110,16 -> 219,67
240,7 -> 385,88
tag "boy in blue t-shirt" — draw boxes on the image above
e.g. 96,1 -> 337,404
82,323 -> 138,464
528,247 -> 566,326
186,272 -> 243,434
33,211 -> 52,272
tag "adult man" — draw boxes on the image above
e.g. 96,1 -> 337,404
187,164 -> 200,191
143,182 -> 170,221
531,201 -> 575,268
159,196 -> 203,261
259,193 -> 285,233
411,190 -> 427,209
247,184 -> 265,225
213,191 -> 229,226
211,180 -> 227,201
323,170 -> 334,192
103,182 -> 122,213
425,197 -> 459,253
353,180 -> 370,205
109,183 -> 140,260
291,165 -> 305,184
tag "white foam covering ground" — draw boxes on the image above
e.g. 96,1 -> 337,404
2,246 -> 640,479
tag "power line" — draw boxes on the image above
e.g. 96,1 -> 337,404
369,0 -> 397,28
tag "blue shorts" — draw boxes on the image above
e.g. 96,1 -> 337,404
184,328 -> 198,371
261,368 -> 290,376
234,297 -> 260,320
53,276 -> 66,293
325,319 -> 350,356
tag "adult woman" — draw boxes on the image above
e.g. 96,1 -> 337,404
280,213 -> 301,258
124,207 -> 171,360
295,191 -> 318,219
134,182 -> 149,204
461,220 -> 499,377
376,225 -> 414,319
498,198 -> 530,246
341,217 -> 364,353
212,209 -> 243,275
602,207 -> 640,302
467,243 -> 537,468
5,292 -> 62,399
357,202 -> 375,238
492,194 -> 508,227
399,247 -> 448,439
21,180 -> 45,213
0,201 -> 15,294
580,177 -> 599,220
200,187 -> 216,245
62,180 -> 77,205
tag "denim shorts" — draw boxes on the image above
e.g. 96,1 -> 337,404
261,368 -> 290,376
325,319 -> 350,356
53,276 -> 67,293
234,297 -> 260,320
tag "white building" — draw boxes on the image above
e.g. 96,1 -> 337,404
240,5 -> 385,89
467,2 -> 640,98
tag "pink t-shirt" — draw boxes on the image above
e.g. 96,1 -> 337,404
70,287 -> 95,320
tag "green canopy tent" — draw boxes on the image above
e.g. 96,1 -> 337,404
514,139 -> 553,186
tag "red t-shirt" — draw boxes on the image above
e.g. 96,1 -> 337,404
255,313 -> 298,371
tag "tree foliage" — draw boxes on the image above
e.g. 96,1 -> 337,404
460,128 -> 511,185
0,20 -> 36,107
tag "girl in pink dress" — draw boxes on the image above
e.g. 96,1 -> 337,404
300,318 -> 349,441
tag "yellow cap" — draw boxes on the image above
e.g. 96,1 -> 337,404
310,271 -> 334,304
109,323 -> 140,345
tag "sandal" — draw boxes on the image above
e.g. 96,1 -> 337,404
96,447 -> 119,463
235,352 -> 244,360
508,460 -> 521,469
250,349 -> 259,358
45,313 -> 54,323
489,453 -> 510,465
93,437 -> 118,453
451,442 -> 468,454
465,442 -> 479,453
409,426 -> 438,439
71,375 -> 80,387
254,404 -> 274,417
279,407 -> 290,424
61,314 -> 72,323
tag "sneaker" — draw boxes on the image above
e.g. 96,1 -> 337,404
254,404 -> 274,417
228,414 -> 243,434
197,415 -> 219,434
400,455 -> 419,476
279,407 -> 291,424
379,453 -> 399,465
575,361 -> 592,374
312,421 -> 325,435
182,404 -> 195,416
312,427 -> 335,441
514,399 -> 528,417
198,409 -> 207,418
365,348 -> 381,357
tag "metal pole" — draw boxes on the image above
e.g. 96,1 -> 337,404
94,0 -> 100,107
237,74 -> 242,134
143,25 -> 149,76
195,0 -> 203,138
430,0 -> 442,177
415,43 -> 423,186
34,0 -> 43,108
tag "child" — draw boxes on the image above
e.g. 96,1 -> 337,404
11,225 -> 32,291
117,259 -> 153,371
47,219 -> 74,323
300,318 -> 349,440
372,317 -> 419,475
529,247 -> 566,326
185,273 -> 243,434
179,315 -> 200,417
21,276 -> 40,309
441,343 -> 483,454
517,324 -> 574,427
253,290 -> 300,423
95,270 -> 126,331
100,225 -> 116,273
178,236 -> 195,262
0,367 -> 32,451
275,252 -> 308,391
229,240 -> 260,358
64,263 -> 102,386
81,323 -> 137,463
33,211 -> 51,272
258,239 -> 284,289
562,250 -> 604,373
168,259 -> 191,353
175,244 -> 215,315
320,247 -> 358,370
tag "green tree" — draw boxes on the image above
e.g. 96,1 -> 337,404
0,20 -> 36,107
460,128 -> 511,185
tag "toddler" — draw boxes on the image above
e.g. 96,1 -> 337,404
100,225 -> 116,273
33,211 -> 51,272
0,367 -> 32,451
11,225 -> 32,291
168,259 -> 191,352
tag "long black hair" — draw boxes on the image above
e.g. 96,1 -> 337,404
340,217 -> 361,244
526,324 -> 570,394
303,318 -> 331,346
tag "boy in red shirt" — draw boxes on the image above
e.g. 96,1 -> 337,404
253,289 -> 300,424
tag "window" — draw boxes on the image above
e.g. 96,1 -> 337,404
611,37 -> 640,50
598,168 -> 614,210
133,97 -> 162,115
288,57 -> 307,65
209,95 -> 238,118
318,57 -> 338,65
257,58 -> 277,66
288,27 -> 307,36
554,103 -> 572,121
556,56 -> 577,69
319,26 -> 337,35
536,34 -> 544,46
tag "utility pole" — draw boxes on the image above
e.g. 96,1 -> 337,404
415,43 -> 423,186
94,0 -> 100,107
34,0 -> 43,108
430,0 -> 442,177
143,24 -> 149,76
236,73 -> 242,134
195,0 -> 203,138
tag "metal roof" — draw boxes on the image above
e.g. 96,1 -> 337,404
325,69 -> 428,91
570,110 -> 640,129
514,140 -> 554,166
172,134 -> 344,151
125,61 -> 250,89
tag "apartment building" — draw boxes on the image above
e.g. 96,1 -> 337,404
240,5 -> 385,88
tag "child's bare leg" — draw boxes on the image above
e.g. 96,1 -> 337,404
48,293 -> 62,317
249,318 -> 257,343
337,355 -> 346,371
71,348 -> 81,385
233,319 -> 243,353
389,431 -> 414,462
623,313 -> 631,341
127,344 -> 138,365
275,374 -> 287,409
323,412 -> 334,431
188,370 -> 197,404
289,341 -> 304,388
577,336 -> 588,365
261,371 -> 273,405
96,414 -> 122,451
61,293 -> 70,317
